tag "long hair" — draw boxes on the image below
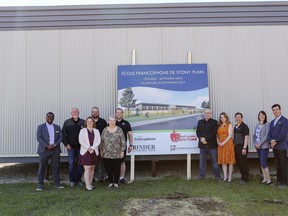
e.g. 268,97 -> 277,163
218,112 -> 231,126
84,116 -> 96,128
258,111 -> 268,124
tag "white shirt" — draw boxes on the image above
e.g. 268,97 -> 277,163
274,115 -> 282,127
46,122 -> 55,144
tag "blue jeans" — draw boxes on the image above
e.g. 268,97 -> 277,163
199,148 -> 221,179
68,149 -> 82,183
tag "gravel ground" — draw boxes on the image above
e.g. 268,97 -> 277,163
0,159 -> 276,184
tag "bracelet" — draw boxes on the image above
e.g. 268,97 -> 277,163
243,148 -> 247,150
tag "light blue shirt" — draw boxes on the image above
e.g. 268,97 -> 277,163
46,122 -> 55,144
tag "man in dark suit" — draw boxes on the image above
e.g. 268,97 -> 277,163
268,104 -> 288,188
36,112 -> 63,191
196,108 -> 221,180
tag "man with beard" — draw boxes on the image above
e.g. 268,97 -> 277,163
115,108 -> 133,185
91,106 -> 108,183
62,107 -> 85,187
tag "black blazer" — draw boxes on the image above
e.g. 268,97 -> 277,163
196,118 -> 218,149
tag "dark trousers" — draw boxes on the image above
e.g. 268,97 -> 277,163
38,150 -> 61,188
95,156 -> 106,180
104,158 -> 121,184
235,144 -> 249,182
199,148 -> 221,179
273,149 -> 288,185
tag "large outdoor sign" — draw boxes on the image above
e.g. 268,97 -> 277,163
117,64 -> 208,155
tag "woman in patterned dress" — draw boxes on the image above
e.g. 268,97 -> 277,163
100,116 -> 126,188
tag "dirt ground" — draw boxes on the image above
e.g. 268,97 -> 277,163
126,192 -> 232,216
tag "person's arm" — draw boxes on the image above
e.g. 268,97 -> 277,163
220,124 -> 233,146
259,123 -> 270,147
54,125 -> 63,147
205,120 -> 218,142
36,125 -> 49,150
273,119 -> 288,143
61,120 -> 68,146
78,129 -> 89,150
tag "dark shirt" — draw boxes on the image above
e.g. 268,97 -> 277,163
62,118 -> 85,149
116,118 -> 132,142
234,122 -> 249,145
196,118 -> 218,149
93,117 -> 107,135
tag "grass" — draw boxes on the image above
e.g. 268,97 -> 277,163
0,177 -> 288,216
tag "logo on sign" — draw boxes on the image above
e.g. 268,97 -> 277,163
170,130 -> 197,142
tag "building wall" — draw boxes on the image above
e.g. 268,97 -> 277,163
1,24 -> 288,157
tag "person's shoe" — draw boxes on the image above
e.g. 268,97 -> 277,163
239,180 -> 247,185
119,178 -> 127,185
69,182 -> 75,187
36,187 -> 43,191
114,183 -> 119,188
108,183 -> 114,188
98,179 -> 104,183
55,185 -> 64,189
266,180 -> 272,185
77,182 -> 84,187
278,184 -> 287,189
261,180 -> 267,184
85,187 -> 93,191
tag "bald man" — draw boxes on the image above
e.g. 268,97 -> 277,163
62,107 -> 85,187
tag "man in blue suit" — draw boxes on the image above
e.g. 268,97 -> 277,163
268,104 -> 288,187
36,112 -> 64,191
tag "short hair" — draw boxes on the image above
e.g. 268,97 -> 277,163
271,104 -> 281,110
204,108 -> 212,114
84,116 -> 96,128
108,116 -> 116,121
91,106 -> 99,112
115,108 -> 123,113
258,111 -> 267,124
218,112 -> 231,126
46,112 -> 54,117
234,112 -> 243,118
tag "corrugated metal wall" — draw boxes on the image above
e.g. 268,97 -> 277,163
1,25 -> 288,157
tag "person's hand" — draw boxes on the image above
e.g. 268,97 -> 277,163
218,142 -> 223,147
88,147 -> 94,153
242,148 -> 247,155
200,138 -> 207,144
120,151 -> 124,159
66,144 -> 72,151
255,144 -> 260,149
270,140 -> 277,148
128,146 -> 133,153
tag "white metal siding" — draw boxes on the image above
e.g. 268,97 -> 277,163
1,25 -> 288,157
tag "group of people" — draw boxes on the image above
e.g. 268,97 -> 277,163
197,104 -> 288,187
36,103 -> 288,191
36,107 -> 133,191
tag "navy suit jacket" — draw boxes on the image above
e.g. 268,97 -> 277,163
268,116 -> 288,150
37,123 -> 63,154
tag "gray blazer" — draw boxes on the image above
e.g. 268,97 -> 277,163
252,122 -> 270,149
37,123 -> 63,154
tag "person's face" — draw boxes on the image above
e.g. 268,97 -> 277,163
46,114 -> 54,124
71,108 -> 79,119
91,109 -> 99,119
235,114 -> 243,124
259,113 -> 266,122
220,115 -> 226,123
109,118 -> 116,126
272,106 -> 281,117
86,118 -> 94,128
115,110 -> 123,120
204,110 -> 211,120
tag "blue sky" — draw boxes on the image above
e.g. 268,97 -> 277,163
0,0 -> 284,6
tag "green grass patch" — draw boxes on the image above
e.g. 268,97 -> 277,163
0,178 -> 287,216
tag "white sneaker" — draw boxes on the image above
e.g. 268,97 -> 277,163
108,183 -> 113,188
114,183 -> 119,188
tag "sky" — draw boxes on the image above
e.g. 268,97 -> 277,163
0,0 -> 284,7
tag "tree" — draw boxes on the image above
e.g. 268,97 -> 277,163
119,88 -> 137,118
201,101 -> 210,109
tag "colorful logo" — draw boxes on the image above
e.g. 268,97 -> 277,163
170,130 -> 181,142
